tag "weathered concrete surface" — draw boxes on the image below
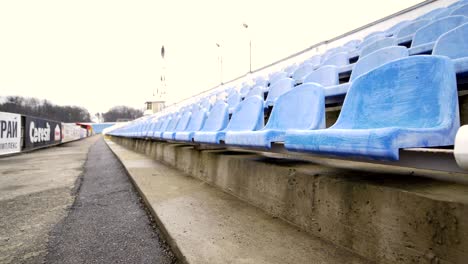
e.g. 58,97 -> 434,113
0,136 -> 99,264
110,136 -> 468,264
45,137 -> 176,264
105,138 -> 371,264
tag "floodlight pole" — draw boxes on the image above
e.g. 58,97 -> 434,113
216,43 -> 223,84
243,23 -> 251,73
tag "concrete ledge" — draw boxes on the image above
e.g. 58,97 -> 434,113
105,138 -> 369,264
108,136 -> 468,264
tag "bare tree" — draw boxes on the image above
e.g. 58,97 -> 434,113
103,106 -> 143,122
0,96 -> 92,122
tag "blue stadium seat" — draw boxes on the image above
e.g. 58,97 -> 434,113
193,101 -> 230,144
305,55 -> 321,68
264,78 -> 294,107
432,22 -> 468,74
351,46 -> 409,80
304,65 -> 339,87
359,33 -> 386,49
432,6 -> 457,20
245,86 -> 264,99
418,7 -> 447,20
451,3 -> 468,16
142,119 -> 154,137
149,119 -> 164,138
283,64 -> 298,76
268,71 -> 288,86
142,119 -> 154,138
135,122 -> 143,138
135,121 -> 144,138
409,16 -> 468,54
359,37 -> 397,57
285,56 -> 460,160
253,76 -> 268,87
226,90 -> 241,113
292,63 -> 316,85
156,115 -> 178,139
162,111 -> 191,140
199,98 -> 212,112
224,86 -> 235,95
305,46 -> 408,98
385,20 -> 411,36
224,84 -> 325,148
396,19 -> 430,44
343,39 -> 362,50
240,84 -> 251,98
174,109 -> 207,142
321,52 -> 349,68
194,97 -> 264,144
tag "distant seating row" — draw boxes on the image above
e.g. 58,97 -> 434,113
109,56 -> 460,160
109,0 -> 468,161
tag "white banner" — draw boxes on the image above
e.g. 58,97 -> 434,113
62,123 -> 83,143
0,112 -> 21,155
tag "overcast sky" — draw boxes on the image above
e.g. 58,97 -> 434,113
0,0 -> 423,115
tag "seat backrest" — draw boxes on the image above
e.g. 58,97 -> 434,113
385,20 -> 411,36
174,111 -> 191,132
265,78 -> 294,105
451,3 -> 468,16
200,101 -> 229,131
185,109 -> 207,131
432,7 -> 455,20
396,19 -> 430,38
305,55 -> 321,67
264,83 -> 325,131
200,98 -> 211,111
332,56 -> 458,130
433,23 -> 468,59
418,7 -> 446,20
165,114 -> 180,132
292,63 -> 315,84
344,39 -> 362,50
158,116 -> 172,133
245,86 -> 264,99
226,96 -> 264,131
255,79 -> 268,87
351,46 -> 409,82
152,119 -> 163,132
240,85 -> 251,97
283,64 -> 298,76
303,65 -> 339,87
321,52 -> 349,67
226,90 -> 241,109
363,30 -> 385,39
144,120 -> 154,136
360,33 -> 386,49
360,37 -> 398,58
411,16 -> 468,47
448,0 -> 468,9
269,71 -> 288,86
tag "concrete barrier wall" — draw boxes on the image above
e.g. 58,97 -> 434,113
110,136 -> 468,264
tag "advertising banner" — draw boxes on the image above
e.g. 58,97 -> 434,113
62,123 -> 82,143
80,128 -> 87,139
0,112 -> 21,155
24,116 -> 62,150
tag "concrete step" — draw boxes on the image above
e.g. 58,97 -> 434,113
105,139 -> 370,264
108,137 -> 468,264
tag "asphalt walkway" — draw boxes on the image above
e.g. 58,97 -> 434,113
45,137 -> 176,264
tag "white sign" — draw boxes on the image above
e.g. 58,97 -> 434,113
0,112 -> 21,155
62,123 -> 82,143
